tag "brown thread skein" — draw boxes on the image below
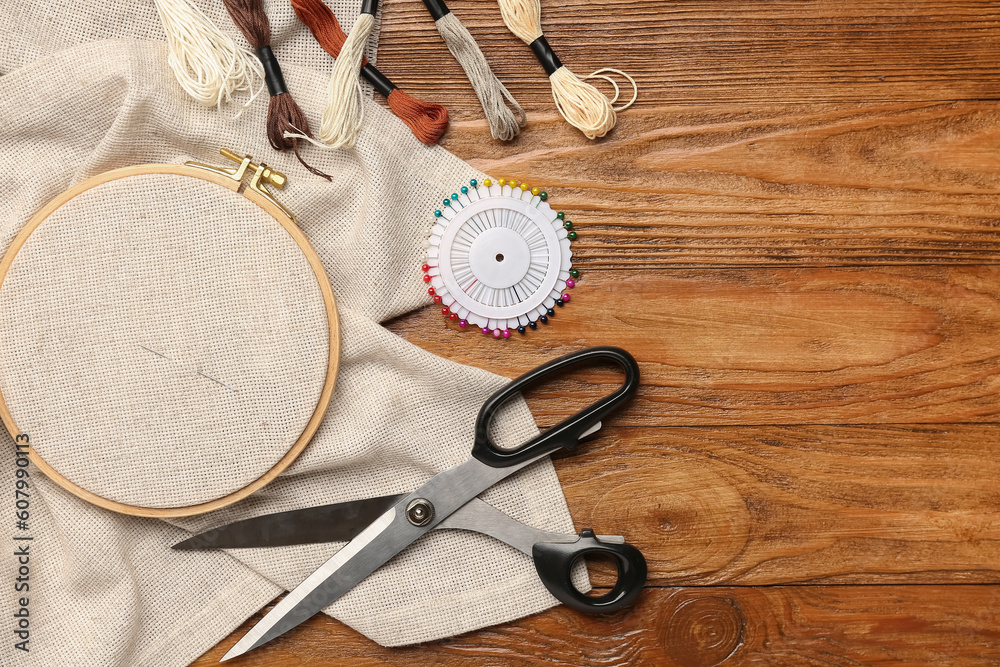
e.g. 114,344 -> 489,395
222,0 -> 332,179
290,0 -> 450,145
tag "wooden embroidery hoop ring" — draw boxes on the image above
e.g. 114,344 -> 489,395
0,157 -> 340,518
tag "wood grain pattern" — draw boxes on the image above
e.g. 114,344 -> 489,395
434,103 -> 1000,268
377,0 -> 1000,112
389,267 -> 1000,425
555,425 -> 1000,585
196,586 -> 1000,666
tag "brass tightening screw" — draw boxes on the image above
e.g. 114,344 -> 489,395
220,148 -> 287,189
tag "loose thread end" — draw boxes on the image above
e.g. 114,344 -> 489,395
584,68 -> 639,112
292,138 -> 333,181
267,94 -> 332,180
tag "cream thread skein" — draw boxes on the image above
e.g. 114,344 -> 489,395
423,0 -> 525,141
290,0 -> 451,145
153,0 -> 263,111
320,0 -> 378,148
495,0 -> 630,139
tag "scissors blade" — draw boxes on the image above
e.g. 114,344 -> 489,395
221,504 -> 404,661
221,455 -> 538,661
172,494 -> 406,550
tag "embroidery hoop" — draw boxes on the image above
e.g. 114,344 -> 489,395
0,153 -> 340,518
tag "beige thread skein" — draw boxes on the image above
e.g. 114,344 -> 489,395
153,0 -> 263,111
320,0 -> 378,148
495,0 -> 625,139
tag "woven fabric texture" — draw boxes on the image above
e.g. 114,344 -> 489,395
0,173 -> 331,508
0,31 -> 578,667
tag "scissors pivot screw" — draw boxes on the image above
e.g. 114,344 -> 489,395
406,499 -> 434,526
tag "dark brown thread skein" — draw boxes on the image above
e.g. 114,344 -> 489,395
222,0 -> 332,180
290,0 -> 450,145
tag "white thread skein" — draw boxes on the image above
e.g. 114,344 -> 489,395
435,11 -> 525,141
320,12 -> 376,148
153,0 -> 263,111
495,0 -> 622,139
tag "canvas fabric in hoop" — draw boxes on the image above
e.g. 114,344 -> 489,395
0,37 -> 580,667
0,168 -> 338,514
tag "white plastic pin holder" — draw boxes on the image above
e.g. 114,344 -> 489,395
424,178 -> 579,338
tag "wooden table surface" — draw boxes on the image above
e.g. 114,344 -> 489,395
197,1 -> 1000,664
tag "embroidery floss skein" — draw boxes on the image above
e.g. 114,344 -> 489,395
153,0 -> 263,111
495,0 -> 630,139
291,0 -> 450,145
422,0 -> 525,141
320,0 -> 379,148
222,0 -> 331,179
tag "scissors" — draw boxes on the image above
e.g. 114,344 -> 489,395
174,346 -> 646,661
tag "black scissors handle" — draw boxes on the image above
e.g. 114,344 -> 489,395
471,346 -> 640,468
533,530 -> 647,613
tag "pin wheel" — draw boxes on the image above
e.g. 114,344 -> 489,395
423,178 -> 580,338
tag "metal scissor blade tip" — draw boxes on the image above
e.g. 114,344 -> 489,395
172,535 -> 214,550
221,506 -> 401,658
220,632 -> 268,662
219,642 -> 247,662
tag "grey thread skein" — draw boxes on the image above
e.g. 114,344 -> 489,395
436,12 -> 526,140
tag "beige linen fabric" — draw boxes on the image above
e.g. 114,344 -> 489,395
0,173 -> 331,508
0,34 -> 579,667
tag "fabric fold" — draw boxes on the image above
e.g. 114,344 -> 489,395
0,38 -> 577,666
